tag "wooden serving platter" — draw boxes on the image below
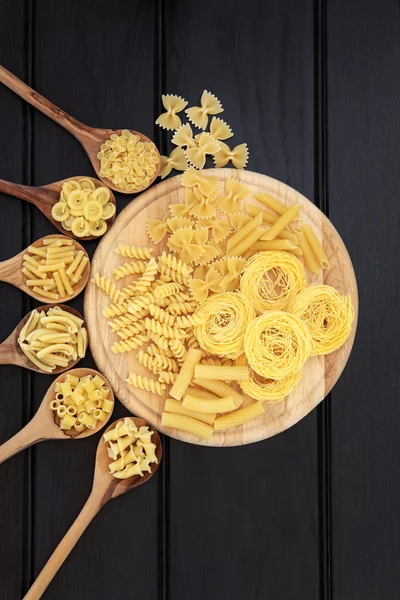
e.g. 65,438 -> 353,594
84,169 -> 358,447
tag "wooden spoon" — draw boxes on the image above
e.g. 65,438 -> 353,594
0,368 -> 114,466
23,417 -> 162,600
0,175 -> 116,240
0,304 -> 86,374
0,65 -> 161,194
0,234 -> 90,303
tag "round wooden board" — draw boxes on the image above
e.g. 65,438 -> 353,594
84,169 -> 358,447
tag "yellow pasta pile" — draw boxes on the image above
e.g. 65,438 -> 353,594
97,130 -> 159,191
91,171 -> 354,438
52,178 -> 115,237
155,90 -> 249,178
18,307 -> 88,373
103,418 -> 158,479
23,237 -> 89,300
49,372 -> 113,433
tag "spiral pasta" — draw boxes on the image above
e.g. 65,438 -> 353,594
134,258 -> 158,294
236,354 -> 302,402
102,302 -> 129,319
147,343 -> 174,359
154,282 -> 181,299
158,371 -> 178,384
175,314 -> 206,329
154,354 -> 179,372
158,251 -> 192,277
240,251 -> 306,313
116,323 -> 147,340
136,350 -> 162,374
244,312 -> 312,379
194,291 -> 255,359
168,339 -> 187,363
92,273 -> 128,304
115,244 -> 153,260
108,313 -> 144,331
159,264 -> 191,285
149,304 -> 176,326
112,261 -> 148,280
144,318 -> 186,340
287,284 -> 354,355
167,301 -> 196,315
111,334 -> 150,354
126,374 -> 166,396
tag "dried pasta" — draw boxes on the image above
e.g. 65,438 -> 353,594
160,147 -> 188,179
209,117 -> 233,140
126,373 -> 166,396
52,178 -> 114,238
287,284 -> 354,355
115,244 -> 153,260
213,142 -> 249,169
185,133 -> 220,169
104,418 -> 158,479
98,130 -> 159,192
185,90 -> 223,130
23,237 -> 89,300
240,251 -> 306,312
244,312 -> 312,379
235,354 -> 302,402
156,95 -> 188,130
215,178 -> 251,214
49,372 -> 113,433
112,261 -> 148,280
18,307 -> 87,373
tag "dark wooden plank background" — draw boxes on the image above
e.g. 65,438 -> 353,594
0,0 -> 398,598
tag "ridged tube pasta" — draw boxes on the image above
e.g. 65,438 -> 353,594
287,284 -> 354,355
144,318 -> 186,339
240,251 -> 306,312
194,291 -> 255,359
183,393 -> 242,414
92,273 -> 128,304
169,348 -> 202,401
111,334 -> 150,354
168,339 -> 187,363
149,304 -> 176,326
213,402 -> 265,431
126,373 -> 166,396
112,261 -> 148,280
115,244 -> 154,259
161,412 -> 213,439
244,312 -> 312,379
164,398 -> 216,425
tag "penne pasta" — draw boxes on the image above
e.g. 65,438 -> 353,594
226,212 -> 263,252
261,205 -> 301,241
302,224 -> 330,269
295,228 -> 320,273
224,226 -> 266,258
253,192 -> 286,215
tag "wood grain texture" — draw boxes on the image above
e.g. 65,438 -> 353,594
86,168 -> 358,447
327,1 -> 400,598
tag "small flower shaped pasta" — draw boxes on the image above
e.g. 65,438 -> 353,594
215,178 -> 251,214
171,123 -> 197,148
209,117 -> 233,141
185,133 -> 221,170
213,142 -> 249,169
155,95 -> 188,130
185,90 -> 223,130
160,147 -> 188,179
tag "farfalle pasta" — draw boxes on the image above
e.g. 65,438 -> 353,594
185,90 -> 223,130
160,147 -> 188,179
156,95 -> 188,130
213,142 -> 249,169
185,133 -> 220,169
209,117 -> 233,141
171,123 -> 197,148
215,178 -> 251,214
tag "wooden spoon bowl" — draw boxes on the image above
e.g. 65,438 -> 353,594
0,368 -> 115,466
0,65 -> 161,195
0,234 -> 90,303
0,175 -> 116,241
0,303 -> 87,374
23,417 -> 161,600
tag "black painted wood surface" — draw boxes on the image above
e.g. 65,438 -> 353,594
0,1 -> 398,598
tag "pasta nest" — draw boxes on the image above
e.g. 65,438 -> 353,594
287,284 -> 354,355
194,291 -> 255,359
236,354 -> 302,403
240,251 -> 306,313
244,312 -> 312,379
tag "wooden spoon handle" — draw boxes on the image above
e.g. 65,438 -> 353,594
0,340 -> 20,366
0,178 -> 50,209
0,417 -> 46,464
0,256 -> 22,285
0,65 -> 85,139
24,490 -> 102,600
